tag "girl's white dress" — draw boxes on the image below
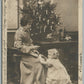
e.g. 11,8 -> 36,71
46,58 -> 72,84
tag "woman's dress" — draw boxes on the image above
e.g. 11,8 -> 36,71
14,27 -> 45,84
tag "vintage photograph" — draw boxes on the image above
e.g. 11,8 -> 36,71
2,0 -> 83,84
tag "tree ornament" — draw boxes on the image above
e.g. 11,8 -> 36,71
35,33 -> 38,35
44,0 -> 51,3
56,15 -> 58,17
44,25 -> 47,32
46,10 -> 48,15
40,4 -> 43,9
47,19 -> 50,25
29,1 -> 32,3
50,25 -> 53,31
31,34 -> 34,36
36,22 -> 39,26
39,15 -> 41,21
33,10 -> 35,15
43,18 -> 45,21
58,22 -> 60,25
30,28 -> 32,31
38,0 -> 43,4
36,12 -> 39,15
26,2 -> 30,7
50,0 -> 54,5
51,11 -> 54,14
52,21 -> 54,24
40,26 -> 42,33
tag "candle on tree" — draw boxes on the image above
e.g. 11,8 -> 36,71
51,11 -> 54,14
44,25 -> 47,32
40,4 -> 43,9
26,2 -> 29,7
33,10 -> 35,15
38,0 -> 43,5
36,12 -> 39,15
46,10 -> 48,14
40,26 -> 42,33
47,19 -> 49,25
58,22 -> 60,25
39,15 -> 41,21
52,21 -> 54,24
50,25 -> 53,31
43,18 -> 45,21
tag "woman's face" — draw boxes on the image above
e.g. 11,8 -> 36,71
23,23 -> 32,30
27,21 -> 32,29
27,24 -> 31,29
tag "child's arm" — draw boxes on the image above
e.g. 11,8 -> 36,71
39,56 -> 53,67
40,59 -> 48,65
47,59 -> 53,67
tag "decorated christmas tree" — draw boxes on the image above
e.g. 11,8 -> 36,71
20,0 -> 63,41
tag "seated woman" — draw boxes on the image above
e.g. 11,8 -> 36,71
14,15 -> 46,84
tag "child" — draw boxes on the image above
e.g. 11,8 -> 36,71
39,48 -> 72,84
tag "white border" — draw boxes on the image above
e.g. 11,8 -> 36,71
78,0 -> 83,83
2,0 -> 83,84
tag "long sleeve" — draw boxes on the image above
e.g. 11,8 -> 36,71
14,28 -> 33,53
14,29 -> 23,48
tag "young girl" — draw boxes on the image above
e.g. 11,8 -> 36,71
39,48 -> 72,84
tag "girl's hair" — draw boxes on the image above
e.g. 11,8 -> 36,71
48,48 -> 59,53
48,48 -> 59,58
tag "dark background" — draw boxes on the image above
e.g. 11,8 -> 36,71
7,31 -> 78,84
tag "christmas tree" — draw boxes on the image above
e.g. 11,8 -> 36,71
20,0 -> 62,41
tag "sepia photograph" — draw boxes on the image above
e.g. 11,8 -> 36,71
2,0 -> 83,84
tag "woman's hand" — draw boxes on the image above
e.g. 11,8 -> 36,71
29,45 -> 40,50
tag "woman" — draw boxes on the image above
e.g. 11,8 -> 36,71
14,15 -> 46,84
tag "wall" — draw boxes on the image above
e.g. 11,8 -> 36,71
7,0 -> 18,29
7,32 -> 15,48
53,0 -> 78,31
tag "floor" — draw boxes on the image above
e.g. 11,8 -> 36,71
7,44 -> 78,84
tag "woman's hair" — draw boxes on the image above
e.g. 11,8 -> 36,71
20,17 -> 28,26
20,15 -> 33,27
